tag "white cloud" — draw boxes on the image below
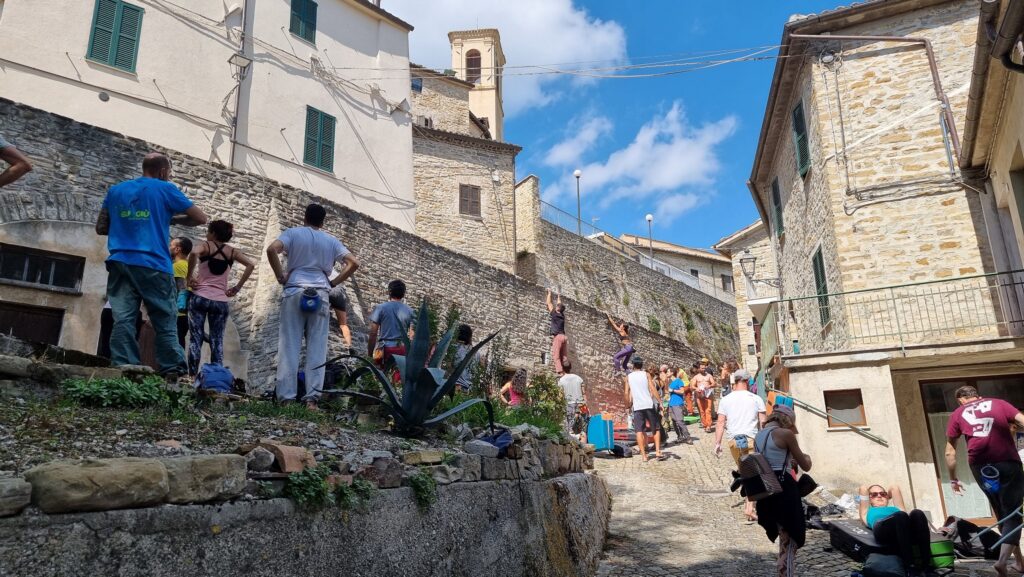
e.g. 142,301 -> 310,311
544,115 -> 613,167
542,101 -> 737,224
384,0 -> 627,116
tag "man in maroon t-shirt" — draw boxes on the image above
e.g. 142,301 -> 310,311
946,385 -> 1024,577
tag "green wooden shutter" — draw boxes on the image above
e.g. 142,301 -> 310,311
289,0 -> 303,37
812,248 -> 830,326
88,0 -> 119,64
302,0 -> 317,43
113,4 -> 143,72
771,177 -> 784,238
303,107 -> 320,167
792,102 -> 811,177
319,112 -> 335,172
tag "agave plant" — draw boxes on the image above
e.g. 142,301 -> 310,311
324,301 -> 497,436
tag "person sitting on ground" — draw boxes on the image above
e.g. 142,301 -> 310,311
667,368 -> 693,445
607,312 -> 634,373
500,368 -> 529,407
452,323 -> 480,393
546,290 -> 568,375
186,220 -> 255,376
858,483 -> 936,577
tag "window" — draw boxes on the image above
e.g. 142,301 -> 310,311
721,275 -> 733,292
289,0 -> 317,44
459,184 -> 481,217
690,269 -> 699,279
812,247 -> 830,326
0,244 -> 85,292
0,301 -> 64,345
87,0 -> 144,73
770,177 -> 784,238
303,106 -> 335,172
411,77 -> 423,93
465,49 -> 481,84
823,389 -> 866,427
792,100 -> 811,177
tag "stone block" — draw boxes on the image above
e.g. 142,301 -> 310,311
464,439 -> 499,458
0,477 -> 32,517
480,457 -> 508,480
425,465 -> 463,485
25,458 -> 169,514
506,444 -> 523,459
244,447 -> 275,472
355,457 -> 402,489
259,442 -> 315,473
452,453 -> 481,482
160,455 -> 247,504
401,450 -> 444,466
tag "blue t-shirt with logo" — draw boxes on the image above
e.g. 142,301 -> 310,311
102,177 -> 193,274
668,378 -> 686,407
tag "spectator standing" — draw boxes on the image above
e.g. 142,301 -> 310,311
946,385 -> 1024,577
624,356 -> 663,462
692,361 -> 716,432
546,290 -> 568,375
367,280 -> 414,377
558,360 -> 586,437
267,204 -> 359,409
754,405 -> 812,577
170,237 -> 193,349
715,369 -> 767,522
500,368 -> 529,407
667,368 -> 693,444
0,134 -> 32,188
185,220 -> 255,376
452,323 -> 480,393
95,152 -> 207,377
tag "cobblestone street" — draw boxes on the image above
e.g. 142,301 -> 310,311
593,429 -> 999,577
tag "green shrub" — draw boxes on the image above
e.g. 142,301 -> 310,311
336,478 -> 378,512
622,293 -> 630,307
647,316 -> 661,333
285,464 -> 335,510
61,376 -> 168,409
408,468 -> 437,512
694,309 -> 706,322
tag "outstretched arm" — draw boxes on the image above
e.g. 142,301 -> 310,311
546,290 -> 554,313
0,145 -> 33,188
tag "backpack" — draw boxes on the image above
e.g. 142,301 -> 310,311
196,363 -> 234,393
479,429 -> 514,458
942,516 -> 1000,560
738,429 -> 787,501
861,553 -> 905,577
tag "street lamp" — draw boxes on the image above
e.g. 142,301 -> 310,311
739,249 -> 757,278
573,169 -> 582,235
645,213 -> 654,269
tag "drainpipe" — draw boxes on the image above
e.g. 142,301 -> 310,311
228,0 -> 252,170
789,34 -> 961,160
960,0 -> 1002,169
991,0 -> 1024,73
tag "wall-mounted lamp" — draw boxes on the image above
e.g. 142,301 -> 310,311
747,344 -> 756,356
739,249 -> 757,278
228,52 -> 253,79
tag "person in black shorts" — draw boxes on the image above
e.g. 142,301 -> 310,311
624,356 -> 663,462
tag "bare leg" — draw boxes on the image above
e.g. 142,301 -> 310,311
1011,546 -> 1024,573
654,430 -> 662,458
635,432 -> 648,461
334,310 -> 352,349
997,543 -> 1014,577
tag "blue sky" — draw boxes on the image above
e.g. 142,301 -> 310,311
387,1 -> 844,250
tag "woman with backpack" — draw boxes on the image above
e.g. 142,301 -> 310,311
186,220 -> 255,376
754,405 -> 812,577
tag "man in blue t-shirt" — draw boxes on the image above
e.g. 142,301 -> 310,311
96,153 -> 207,376
367,279 -> 414,378
667,370 -> 693,445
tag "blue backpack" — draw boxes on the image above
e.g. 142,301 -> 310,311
196,364 -> 234,393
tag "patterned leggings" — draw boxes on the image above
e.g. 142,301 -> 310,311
777,528 -> 797,577
188,294 -> 229,375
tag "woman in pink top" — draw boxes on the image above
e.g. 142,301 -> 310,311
500,368 -> 529,407
185,220 -> 255,376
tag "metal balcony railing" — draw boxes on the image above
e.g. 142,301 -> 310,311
762,270 -> 1024,357
539,200 -> 735,305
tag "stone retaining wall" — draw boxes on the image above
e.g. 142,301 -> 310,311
0,472 -> 610,577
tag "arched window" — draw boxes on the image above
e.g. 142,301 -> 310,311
465,50 -> 481,84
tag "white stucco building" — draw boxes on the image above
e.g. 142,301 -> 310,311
0,0 -> 416,230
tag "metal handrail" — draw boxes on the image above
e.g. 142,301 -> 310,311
769,388 -> 888,447
539,200 -> 735,304
778,268 -> 1024,303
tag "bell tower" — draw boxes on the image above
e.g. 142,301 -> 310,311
448,29 -> 505,141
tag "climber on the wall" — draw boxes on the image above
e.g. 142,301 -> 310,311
546,289 -> 568,375
606,312 -> 634,374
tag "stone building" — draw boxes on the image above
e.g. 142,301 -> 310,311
713,220 -> 777,378
746,0 -> 1024,523
409,31 -> 522,272
0,0 -> 417,230
619,233 -> 734,297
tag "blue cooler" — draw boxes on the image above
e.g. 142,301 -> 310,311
588,413 -> 614,451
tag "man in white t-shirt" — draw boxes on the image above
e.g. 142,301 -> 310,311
558,360 -> 586,438
624,356 -> 663,462
714,368 -> 766,522
266,204 -> 359,409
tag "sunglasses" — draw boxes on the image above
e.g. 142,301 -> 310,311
869,491 -> 888,498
